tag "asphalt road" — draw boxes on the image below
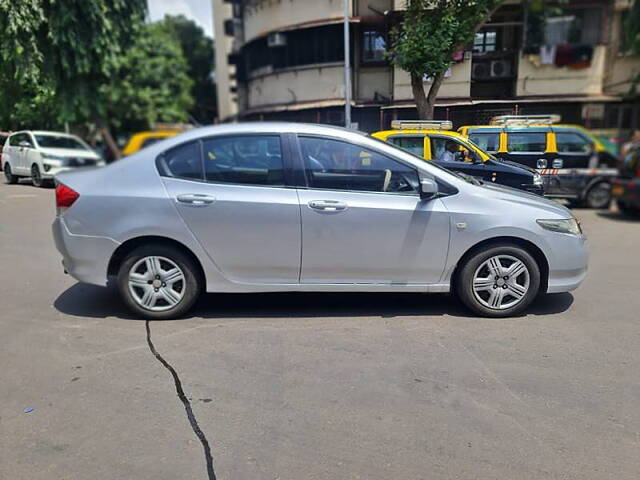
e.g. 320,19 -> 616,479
1,179 -> 639,480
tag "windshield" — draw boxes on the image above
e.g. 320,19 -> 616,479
35,134 -> 88,150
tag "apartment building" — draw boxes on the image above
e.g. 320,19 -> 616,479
213,0 -> 640,133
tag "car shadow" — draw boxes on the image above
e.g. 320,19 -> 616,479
597,211 -> 640,223
53,282 -> 574,321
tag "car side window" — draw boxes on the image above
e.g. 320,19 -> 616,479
299,136 -> 419,194
555,132 -> 592,153
388,136 -> 425,156
469,132 -> 499,153
160,142 -> 203,180
431,137 -> 473,162
9,135 -> 20,147
507,132 -> 547,153
202,135 -> 284,186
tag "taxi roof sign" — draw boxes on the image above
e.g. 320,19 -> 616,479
490,114 -> 561,126
391,120 -> 453,131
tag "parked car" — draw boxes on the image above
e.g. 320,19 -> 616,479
2,131 -> 104,187
0,131 -> 10,171
122,129 -> 183,156
458,115 -> 619,208
373,120 -> 544,195
52,123 -> 588,319
612,144 -> 640,217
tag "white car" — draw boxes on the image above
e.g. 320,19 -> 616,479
2,131 -> 104,187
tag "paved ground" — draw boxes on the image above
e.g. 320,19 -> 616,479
1,179 -> 639,480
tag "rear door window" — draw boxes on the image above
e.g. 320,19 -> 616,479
202,135 -> 284,185
388,136 -> 425,156
507,132 -> 547,153
159,142 -> 203,180
469,132 -> 499,153
555,132 -> 592,153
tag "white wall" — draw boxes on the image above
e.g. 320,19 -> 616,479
393,60 -> 472,101
247,65 -> 345,109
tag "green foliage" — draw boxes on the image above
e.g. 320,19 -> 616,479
101,22 -> 194,132
389,0 -> 504,80
161,15 -> 216,124
0,0 -> 147,129
625,0 -> 640,55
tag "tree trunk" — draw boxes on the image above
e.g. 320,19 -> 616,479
411,71 -> 445,119
100,127 -> 121,161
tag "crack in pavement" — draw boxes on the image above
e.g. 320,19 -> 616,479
145,321 -> 217,480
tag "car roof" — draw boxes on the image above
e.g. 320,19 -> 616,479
16,130 -> 82,138
373,129 -> 465,138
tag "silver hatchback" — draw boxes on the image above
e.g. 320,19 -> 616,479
52,123 -> 588,319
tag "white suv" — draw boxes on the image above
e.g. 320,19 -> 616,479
2,131 -> 104,187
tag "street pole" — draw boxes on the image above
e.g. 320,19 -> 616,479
343,0 -> 352,128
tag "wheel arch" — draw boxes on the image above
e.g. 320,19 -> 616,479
451,236 -> 549,294
107,235 -> 206,283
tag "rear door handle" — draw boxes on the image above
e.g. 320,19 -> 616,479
176,194 -> 216,206
308,200 -> 348,211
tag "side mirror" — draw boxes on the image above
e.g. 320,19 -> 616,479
420,177 -> 439,200
19,140 -> 31,148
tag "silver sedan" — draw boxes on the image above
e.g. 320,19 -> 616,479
52,123 -> 588,319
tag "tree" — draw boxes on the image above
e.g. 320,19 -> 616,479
0,0 -> 147,129
161,15 -> 216,124
101,22 -> 194,134
388,0 -> 504,119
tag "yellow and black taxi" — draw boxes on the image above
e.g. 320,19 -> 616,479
372,120 -> 544,195
612,143 -> 640,217
459,115 -> 619,208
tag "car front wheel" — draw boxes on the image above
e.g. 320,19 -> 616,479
4,163 -> 18,184
117,244 -> 202,319
456,244 -> 541,317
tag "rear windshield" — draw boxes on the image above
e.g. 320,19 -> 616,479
35,135 -> 88,150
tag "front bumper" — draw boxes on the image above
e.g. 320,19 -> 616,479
541,168 -> 618,199
52,217 -> 120,286
544,232 -> 589,294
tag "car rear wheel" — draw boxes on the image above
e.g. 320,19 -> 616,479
456,244 -> 541,318
117,244 -> 202,319
4,163 -> 18,184
584,182 -> 611,209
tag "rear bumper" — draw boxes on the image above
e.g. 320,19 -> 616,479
612,179 -> 640,207
52,217 -> 120,286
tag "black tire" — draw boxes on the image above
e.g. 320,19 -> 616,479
584,182 -> 611,209
456,244 -> 541,318
31,164 -> 45,188
4,163 -> 18,184
117,244 -> 203,319
617,200 -> 640,217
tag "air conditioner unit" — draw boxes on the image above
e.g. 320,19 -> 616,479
490,60 -> 512,78
267,32 -> 287,47
472,62 -> 490,80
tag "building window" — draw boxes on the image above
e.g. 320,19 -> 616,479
362,31 -> 386,63
473,30 -> 497,53
245,25 -> 345,75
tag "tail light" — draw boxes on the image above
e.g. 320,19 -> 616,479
55,184 -> 79,216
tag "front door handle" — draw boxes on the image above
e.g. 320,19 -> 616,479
308,200 -> 348,211
176,193 -> 216,206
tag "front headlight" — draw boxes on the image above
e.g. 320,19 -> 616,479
533,173 -> 543,186
536,218 -> 582,235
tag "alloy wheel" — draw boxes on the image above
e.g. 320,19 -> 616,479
128,256 -> 186,312
472,255 -> 530,310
